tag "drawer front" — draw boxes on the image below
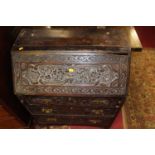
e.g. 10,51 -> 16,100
25,104 -> 118,117
33,115 -> 114,127
12,52 -> 129,97
20,96 -> 123,108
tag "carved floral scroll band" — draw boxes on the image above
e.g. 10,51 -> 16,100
20,63 -> 119,87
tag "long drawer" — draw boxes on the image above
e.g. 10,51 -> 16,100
19,96 -> 124,108
25,104 -> 119,117
33,115 -> 115,127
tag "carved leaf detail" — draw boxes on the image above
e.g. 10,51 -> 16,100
20,64 -> 119,87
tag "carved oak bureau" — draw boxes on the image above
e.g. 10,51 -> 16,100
11,27 -> 131,128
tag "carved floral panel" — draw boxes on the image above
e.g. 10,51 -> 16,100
13,54 -> 129,96
20,63 -> 119,87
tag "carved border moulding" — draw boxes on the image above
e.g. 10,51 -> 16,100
16,85 -> 126,96
12,52 -> 128,64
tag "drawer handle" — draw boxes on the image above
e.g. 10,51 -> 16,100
41,108 -> 53,114
92,100 -> 108,104
92,109 -> 104,115
89,119 -> 101,124
47,118 -> 57,122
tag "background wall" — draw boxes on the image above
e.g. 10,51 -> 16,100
135,26 -> 155,48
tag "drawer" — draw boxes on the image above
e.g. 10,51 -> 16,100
33,115 -> 114,127
20,96 -> 123,108
25,104 -> 119,117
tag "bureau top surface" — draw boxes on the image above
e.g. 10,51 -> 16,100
13,26 -> 131,51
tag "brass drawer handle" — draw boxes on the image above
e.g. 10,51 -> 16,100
92,99 -> 108,104
92,109 -> 104,115
47,118 -> 57,122
89,119 -> 101,124
41,108 -> 53,114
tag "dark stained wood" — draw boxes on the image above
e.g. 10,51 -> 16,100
12,26 -> 142,51
14,27 -> 130,50
11,27 -> 131,128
